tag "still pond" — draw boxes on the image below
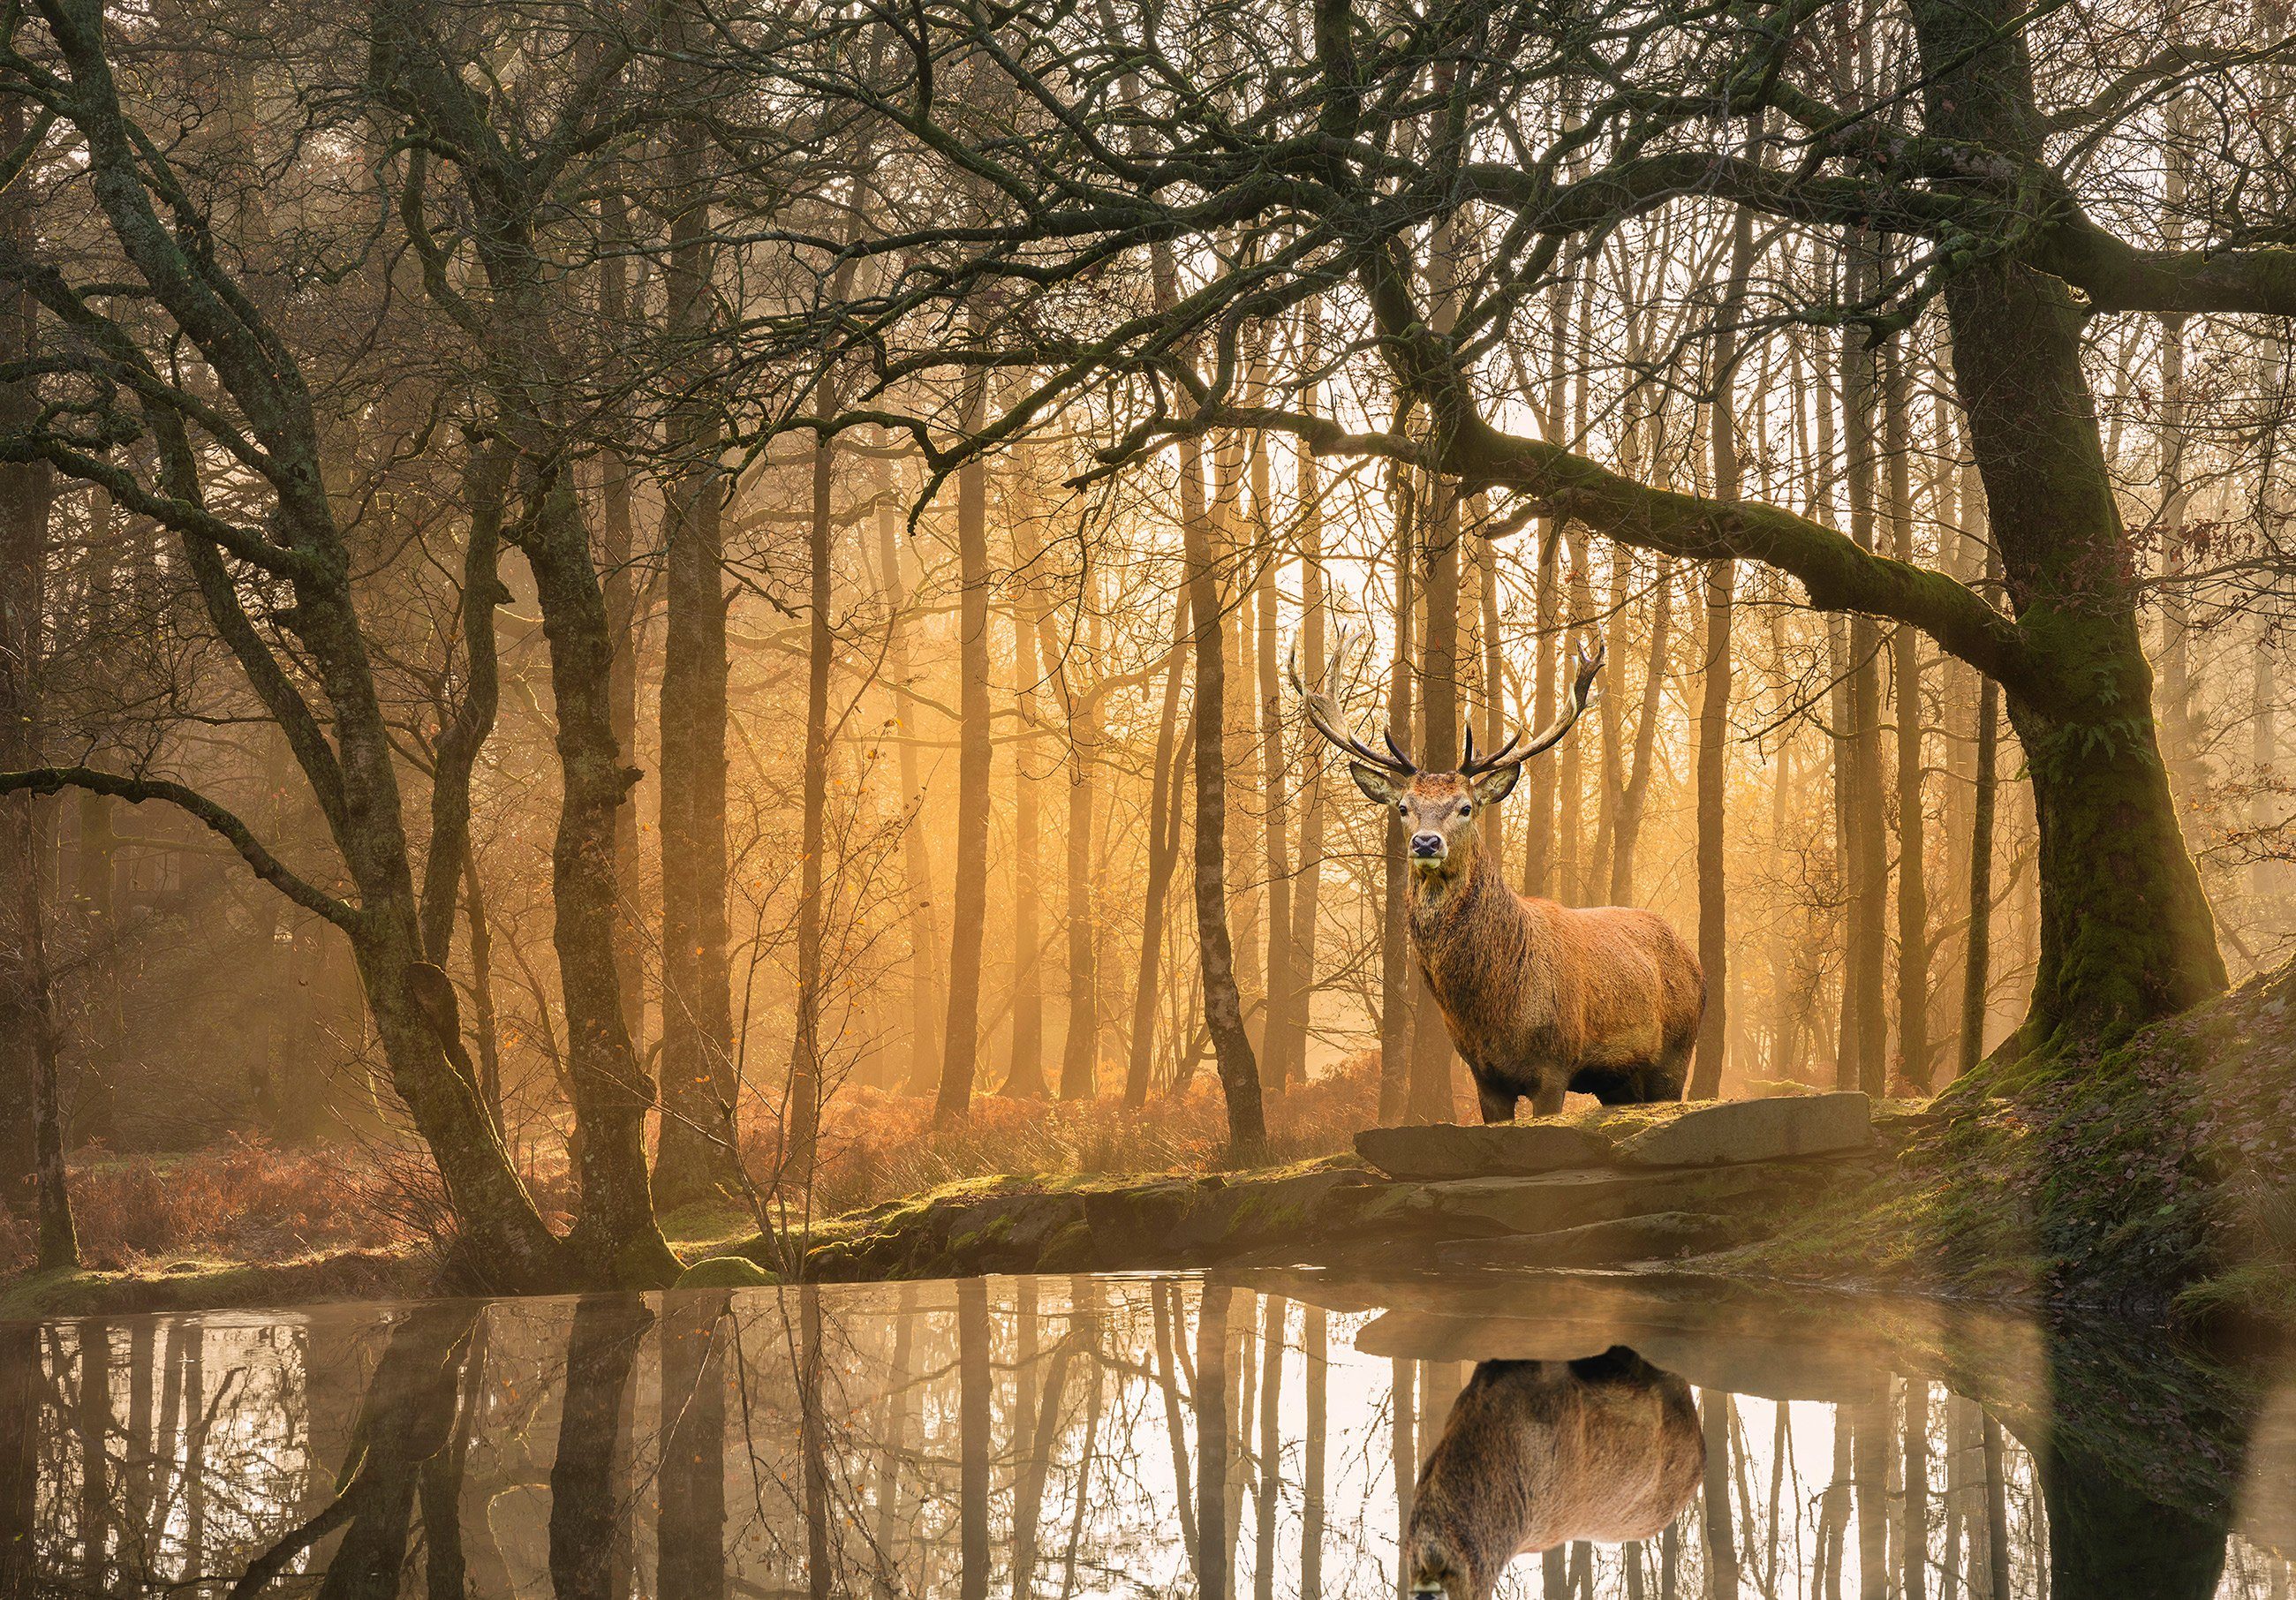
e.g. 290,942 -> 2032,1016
1,1272 -> 2291,1597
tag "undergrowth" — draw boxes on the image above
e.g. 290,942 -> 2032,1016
754,1050 -> 1385,1223
4,1053 -> 1391,1279
0,1136 -> 404,1276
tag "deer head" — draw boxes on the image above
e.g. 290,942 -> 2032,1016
1292,625 -> 1602,876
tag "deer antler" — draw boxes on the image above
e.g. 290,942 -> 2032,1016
1289,623 -> 1416,776
1461,638 -> 1604,775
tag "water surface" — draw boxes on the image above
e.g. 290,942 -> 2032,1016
3,1272 -> 2290,1597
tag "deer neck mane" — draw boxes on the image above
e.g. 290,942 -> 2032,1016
1408,844 -> 1504,938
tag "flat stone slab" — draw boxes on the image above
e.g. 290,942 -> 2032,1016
1355,1121 -> 1612,1181
1353,1091 -> 1871,1179
1613,1091 -> 1872,1166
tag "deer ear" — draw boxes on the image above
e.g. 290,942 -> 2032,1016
1349,763 -> 1404,805
1470,763 -> 1522,805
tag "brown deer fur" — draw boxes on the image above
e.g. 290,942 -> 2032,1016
1405,1349 -> 1704,1600
1356,763 -> 1705,1120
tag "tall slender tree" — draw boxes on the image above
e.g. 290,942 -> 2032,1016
935,370 -> 994,1125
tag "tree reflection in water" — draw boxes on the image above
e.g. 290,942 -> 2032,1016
7,1275 -> 2292,1598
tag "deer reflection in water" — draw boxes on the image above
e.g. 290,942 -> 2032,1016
1404,1347 -> 1703,1600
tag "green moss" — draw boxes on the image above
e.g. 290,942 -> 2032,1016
657,1199 -> 755,1249
1036,1220 -> 1098,1272
674,1256 -> 779,1289
0,1249 -> 419,1320
1741,961 -> 2296,1324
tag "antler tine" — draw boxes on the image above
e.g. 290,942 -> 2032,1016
1289,621 -> 1416,775
1323,623 -> 1356,695
1461,725 -> 1522,775
1514,637 -> 1605,761
1466,637 -> 1605,773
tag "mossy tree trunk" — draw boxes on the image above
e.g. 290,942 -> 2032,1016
520,471 -> 680,1285
1909,0 -> 2228,1056
375,9 -> 678,1284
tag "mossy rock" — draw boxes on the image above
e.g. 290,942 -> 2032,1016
675,1255 -> 778,1289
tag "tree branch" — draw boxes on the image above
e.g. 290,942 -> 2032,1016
2029,215 -> 2296,317
0,766 -> 359,931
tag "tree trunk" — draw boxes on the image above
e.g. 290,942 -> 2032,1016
1255,450 -> 1294,1095
936,374 -> 995,1124
1557,531 -> 1591,908
1609,560 -> 1673,906
1006,535 -> 1048,1100
1840,268 -> 1892,1096
596,188 -> 646,1041
1912,0 -> 2226,1051
2156,93 -> 2202,805
1216,431 -> 1265,1050
1477,517 -> 1506,872
1522,525 -> 1561,899
653,119 -> 736,1210
1689,557 -> 1733,1101
1181,426 -> 1265,1155
1125,592 -> 1192,1106
786,425 -> 836,1189
1378,479 -> 1418,1121
873,448 -> 943,1096
1830,608 -> 1863,1092
1885,341 -> 1932,1091
461,850 -> 503,1131
1690,185 -> 1756,1100
1409,473 -> 1461,1122
1060,618 -> 1101,1101
523,472 -> 678,1284
1590,550 -> 1628,900
1273,442 -> 1326,1091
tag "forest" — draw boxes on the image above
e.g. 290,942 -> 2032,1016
0,0 -> 2292,1312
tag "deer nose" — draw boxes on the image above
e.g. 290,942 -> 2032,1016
1409,832 -> 1446,857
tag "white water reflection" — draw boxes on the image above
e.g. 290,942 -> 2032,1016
1,1274 -> 2288,1598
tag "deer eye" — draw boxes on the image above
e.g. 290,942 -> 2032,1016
1459,802 -> 1471,816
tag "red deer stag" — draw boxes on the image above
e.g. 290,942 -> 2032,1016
1294,632 -> 1703,1119
1404,1348 -> 1705,1600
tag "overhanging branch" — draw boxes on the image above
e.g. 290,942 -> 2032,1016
0,766 -> 359,932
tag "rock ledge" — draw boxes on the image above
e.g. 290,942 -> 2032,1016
1354,1091 -> 1871,1181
